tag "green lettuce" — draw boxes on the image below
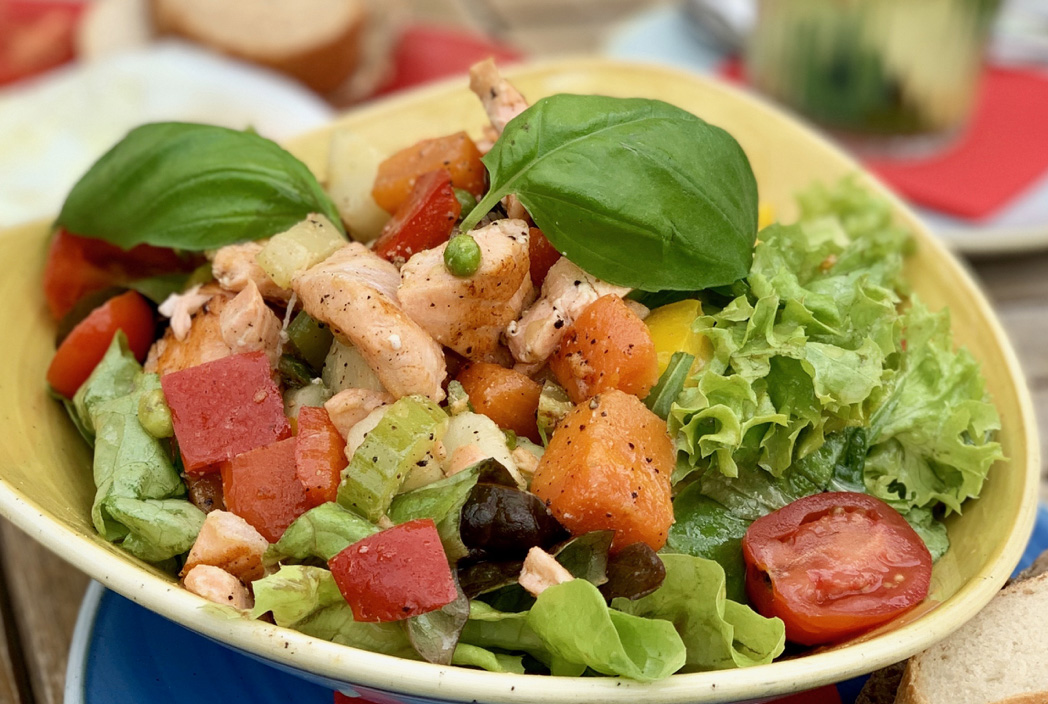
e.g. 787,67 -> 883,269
265,502 -> 377,564
78,335 -> 203,562
665,179 -> 999,566
864,299 -> 1004,514
451,644 -> 525,674
527,580 -> 686,681
614,554 -> 784,671
251,565 -> 344,627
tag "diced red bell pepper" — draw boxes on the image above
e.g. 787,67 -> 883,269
295,406 -> 347,507
42,228 -> 199,320
372,169 -> 461,264
221,437 -> 310,542
161,351 -> 291,473
46,290 -> 155,398
528,227 -> 561,288
328,519 -> 457,622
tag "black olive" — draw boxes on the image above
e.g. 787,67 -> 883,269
460,484 -> 569,559
599,542 -> 667,601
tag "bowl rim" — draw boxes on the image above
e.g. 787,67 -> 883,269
0,56 -> 1040,703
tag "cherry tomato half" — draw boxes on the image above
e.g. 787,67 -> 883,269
742,492 -> 932,646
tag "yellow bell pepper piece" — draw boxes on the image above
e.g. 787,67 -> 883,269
758,203 -> 776,231
645,299 -> 713,377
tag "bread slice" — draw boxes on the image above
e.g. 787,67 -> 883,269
894,571 -> 1048,704
151,0 -> 367,93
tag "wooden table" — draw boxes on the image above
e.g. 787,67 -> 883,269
0,1 -> 1045,702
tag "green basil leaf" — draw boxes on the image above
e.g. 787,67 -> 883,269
460,95 -> 758,291
57,122 -> 344,251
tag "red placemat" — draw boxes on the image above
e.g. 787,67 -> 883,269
720,58 -> 1048,221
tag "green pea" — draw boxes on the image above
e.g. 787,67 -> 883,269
444,234 -> 481,277
138,388 -> 174,439
453,188 -> 477,219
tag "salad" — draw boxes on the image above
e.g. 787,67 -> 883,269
42,61 -> 1004,681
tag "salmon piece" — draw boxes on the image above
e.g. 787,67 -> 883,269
146,285 -> 235,375
293,243 -> 447,401
469,58 -> 529,135
219,280 -> 283,367
549,295 -> 659,404
398,219 -> 533,362
518,546 -> 573,597
323,388 -> 394,439
181,509 -> 269,582
183,565 -> 253,610
210,241 -> 293,302
530,389 -> 674,552
506,258 -> 630,366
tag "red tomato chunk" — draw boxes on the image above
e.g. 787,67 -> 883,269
328,519 -> 457,622
221,437 -> 310,542
161,351 -> 290,473
295,406 -> 348,507
372,169 -> 461,264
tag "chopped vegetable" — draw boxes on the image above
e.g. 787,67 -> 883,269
294,406 -> 348,507
527,227 -> 561,288
536,380 -> 572,445
644,351 -> 695,420
644,299 -> 712,376
266,502 -> 378,564
43,228 -> 196,320
256,213 -> 345,288
47,290 -> 155,398
337,395 -> 448,522
286,311 -> 334,373
443,234 -> 481,277
162,351 -> 291,473
549,295 -> 659,404
373,169 -> 461,264
531,389 -> 675,552
371,131 -> 486,213
221,436 -> 310,543
456,363 -> 542,443
137,387 -> 173,439
328,519 -> 459,622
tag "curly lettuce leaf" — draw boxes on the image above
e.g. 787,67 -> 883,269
614,554 -> 784,671
864,299 -> 1004,514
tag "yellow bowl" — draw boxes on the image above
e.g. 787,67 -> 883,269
0,58 -> 1039,703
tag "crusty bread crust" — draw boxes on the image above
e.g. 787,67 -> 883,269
894,571 -> 1048,704
151,0 -> 367,93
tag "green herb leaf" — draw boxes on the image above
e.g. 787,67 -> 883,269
57,122 -> 344,251
645,351 -> 695,419
460,95 -> 758,291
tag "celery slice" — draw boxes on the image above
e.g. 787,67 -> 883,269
257,213 -> 345,288
337,396 -> 449,521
